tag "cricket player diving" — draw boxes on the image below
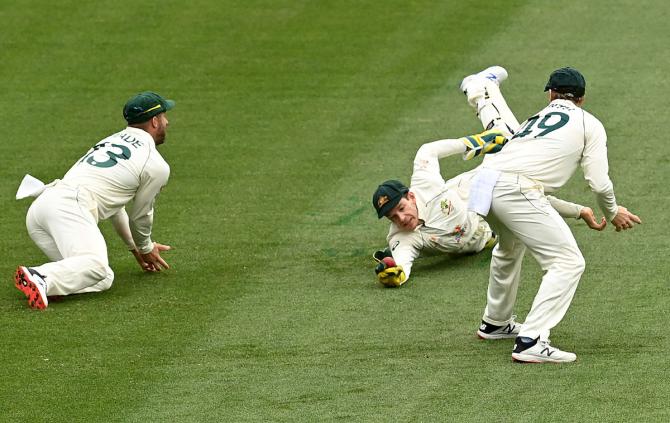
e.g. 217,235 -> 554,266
458,66 -> 641,363
372,67 -> 605,294
14,91 -> 175,309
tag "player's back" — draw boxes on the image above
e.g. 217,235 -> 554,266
62,127 -> 168,219
483,99 -> 603,192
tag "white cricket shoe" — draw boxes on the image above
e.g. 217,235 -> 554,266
15,266 -> 49,310
459,66 -> 508,107
512,337 -> 577,363
476,315 -> 521,340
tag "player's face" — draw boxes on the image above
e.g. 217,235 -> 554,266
153,113 -> 169,145
386,193 -> 419,231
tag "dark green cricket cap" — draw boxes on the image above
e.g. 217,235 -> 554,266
123,91 -> 175,124
544,67 -> 586,98
373,180 -> 409,219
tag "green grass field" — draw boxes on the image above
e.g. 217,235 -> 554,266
1,1 -> 669,421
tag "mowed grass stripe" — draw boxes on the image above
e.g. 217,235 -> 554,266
169,1 -> 670,422
460,5 -> 670,422
0,1 -> 304,420
117,2 -> 531,422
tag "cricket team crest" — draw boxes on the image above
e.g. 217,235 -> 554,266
440,199 -> 453,215
377,195 -> 389,208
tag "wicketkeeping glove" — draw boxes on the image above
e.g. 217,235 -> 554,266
372,249 -> 407,287
460,129 -> 508,160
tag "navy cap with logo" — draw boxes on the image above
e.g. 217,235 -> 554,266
123,91 -> 175,124
544,67 -> 586,98
372,180 -> 409,219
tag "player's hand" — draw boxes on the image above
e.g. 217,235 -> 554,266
461,129 -> 508,160
372,250 -> 406,287
140,242 -> 172,272
377,265 -> 407,287
579,207 -> 607,231
131,249 -> 152,271
611,206 -> 642,232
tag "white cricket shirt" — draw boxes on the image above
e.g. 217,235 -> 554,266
482,99 -> 618,220
386,139 -> 491,281
61,127 -> 170,253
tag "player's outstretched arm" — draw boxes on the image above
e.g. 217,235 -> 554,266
140,242 -> 172,272
372,252 -> 406,287
546,195 -> 606,231
611,206 -> 642,232
110,208 -> 139,250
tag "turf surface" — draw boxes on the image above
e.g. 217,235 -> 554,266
1,1 -> 669,421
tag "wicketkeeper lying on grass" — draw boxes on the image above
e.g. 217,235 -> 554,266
371,67 -> 606,289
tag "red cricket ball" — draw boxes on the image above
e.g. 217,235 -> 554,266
382,257 -> 396,267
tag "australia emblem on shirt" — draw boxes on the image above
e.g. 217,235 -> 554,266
440,199 -> 453,215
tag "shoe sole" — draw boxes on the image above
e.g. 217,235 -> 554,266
477,331 -> 518,340
14,266 -> 48,310
511,353 -> 576,364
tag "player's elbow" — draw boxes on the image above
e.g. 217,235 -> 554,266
589,179 -> 613,195
413,145 -> 439,171
414,143 -> 437,162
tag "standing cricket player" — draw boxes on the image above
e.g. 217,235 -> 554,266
14,91 -> 175,309
460,67 -> 641,363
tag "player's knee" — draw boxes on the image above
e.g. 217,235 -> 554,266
569,251 -> 586,275
549,249 -> 584,278
99,266 -> 115,291
492,238 -> 524,258
89,257 -> 115,291
576,255 -> 586,273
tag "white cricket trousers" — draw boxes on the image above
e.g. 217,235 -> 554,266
25,185 -> 114,296
482,173 -> 585,341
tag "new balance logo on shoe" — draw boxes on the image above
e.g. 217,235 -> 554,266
476,317 -> 521,340
460,66 -> 509,110
512,338 -> 576,364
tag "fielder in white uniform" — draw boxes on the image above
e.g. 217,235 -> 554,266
14,91 -> 175,309
460,67 -> 641,363
372,92 -> 605,289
